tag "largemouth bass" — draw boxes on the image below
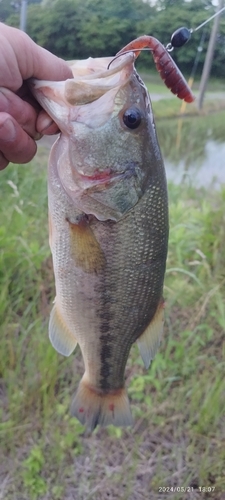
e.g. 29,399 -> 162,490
31,52 -> 169,431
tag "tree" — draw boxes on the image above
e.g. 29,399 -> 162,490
156,0 -> 186,9
6,0 -> 156,59
0,0 -> 41,23
141,0 -> 222,76
4,0 -> 225,78
0,0 -> 18,21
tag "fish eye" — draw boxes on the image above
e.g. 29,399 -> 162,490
123,107 -> 142,129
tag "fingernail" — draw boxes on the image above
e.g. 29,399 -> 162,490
34,132 -> 43,141
0,118 -> 16,142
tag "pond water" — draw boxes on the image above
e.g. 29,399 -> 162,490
155,111 -> 225,189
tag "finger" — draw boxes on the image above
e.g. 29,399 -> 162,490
36,109 -> 59,135
0,87 -> 41,140
0,23 -> 73,91
0,151 -> 9,170
0,113 -> 37,164
32,44 -> 73,82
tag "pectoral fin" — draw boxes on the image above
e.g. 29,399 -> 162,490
137,300 -> 164,369
49,303 -> 77,356
67,218 -> 106,273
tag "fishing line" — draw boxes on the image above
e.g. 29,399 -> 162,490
166,5 -> 225,51
192,6 -> 225,32
108,5 -> 225,69
107,48 -> 153,69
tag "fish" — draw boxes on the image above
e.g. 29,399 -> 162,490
30,50 -> 169,432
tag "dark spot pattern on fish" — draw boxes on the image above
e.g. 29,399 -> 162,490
97,291 -> 116,391
99,323 -> 110,334
99,345 -> 112,391
93,179 -> 167,390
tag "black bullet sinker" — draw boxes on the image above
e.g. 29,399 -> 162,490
171,27 -> 191,48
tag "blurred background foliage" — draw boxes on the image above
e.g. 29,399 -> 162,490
1,0 -> 225,77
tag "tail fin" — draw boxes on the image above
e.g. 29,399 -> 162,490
71,377 -> 133,432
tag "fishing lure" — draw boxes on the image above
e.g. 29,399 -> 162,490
108,5 -> 225,104
109,35 -> 195,103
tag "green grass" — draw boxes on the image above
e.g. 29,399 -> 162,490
0,149 -> 225,499
151,95 -> 225,119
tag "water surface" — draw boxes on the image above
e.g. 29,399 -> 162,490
156,111 -> 225,188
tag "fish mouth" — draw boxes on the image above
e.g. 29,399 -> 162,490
76,167 -> 134,190
29,52 -> 135,122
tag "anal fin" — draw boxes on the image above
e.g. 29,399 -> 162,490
49,302 -> 77,357
137,300 -> 165,369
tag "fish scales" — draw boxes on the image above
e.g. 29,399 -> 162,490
31,52 -> 169,430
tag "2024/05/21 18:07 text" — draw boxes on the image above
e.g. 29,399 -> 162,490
158,486 -> 216,493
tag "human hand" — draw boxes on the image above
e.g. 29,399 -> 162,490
0,23 -> 73,170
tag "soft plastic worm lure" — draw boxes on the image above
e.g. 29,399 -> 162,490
109,35 -> 195,103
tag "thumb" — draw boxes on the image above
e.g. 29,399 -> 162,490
0,23 -> 73,90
